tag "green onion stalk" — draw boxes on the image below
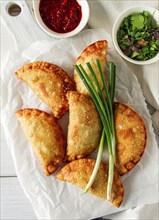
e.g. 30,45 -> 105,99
74,60 -> 116,201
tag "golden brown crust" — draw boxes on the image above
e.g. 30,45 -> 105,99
74,40 -> 108,95
16,108 -> 66,176
114,103 -> 147,176
15,61 -> 74,119
56,158 -> 124,207
66,91 -> 102,161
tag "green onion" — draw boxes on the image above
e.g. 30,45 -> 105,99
84,129 -> 105,193
74,60 -> 116,201
77,64 -> 112,153
109,63 -> 116,105
86,62 -> 111,125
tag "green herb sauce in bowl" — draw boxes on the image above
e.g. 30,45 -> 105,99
112,6 -> 159,65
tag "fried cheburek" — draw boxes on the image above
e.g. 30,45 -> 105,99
114,103 -> 147,176
74,40 -> 108,95
16,108 -> 66,176
56,158 -> 124,207
15,61 -> 74,119
65,91 -> 102,161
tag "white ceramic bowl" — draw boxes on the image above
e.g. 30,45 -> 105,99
33,0 -> 89,38
112,6 -> 159,65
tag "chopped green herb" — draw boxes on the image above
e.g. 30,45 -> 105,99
131,14 -> 145,29
117,11 -> 159,61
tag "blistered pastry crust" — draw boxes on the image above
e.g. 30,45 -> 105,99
114,103 -> 147,176
56,158 -> 124,207
16,108 -> 66,175
66,91 -> 102,161
74,40 -> 108,95
15,61 -> 74,119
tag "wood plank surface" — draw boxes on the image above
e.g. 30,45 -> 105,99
1,177 -> 37,220
1,128 -> 16,177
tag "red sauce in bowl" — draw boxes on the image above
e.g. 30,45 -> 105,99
39,0 -> 82,34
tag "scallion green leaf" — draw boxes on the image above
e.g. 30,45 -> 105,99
74,60 -> 116,201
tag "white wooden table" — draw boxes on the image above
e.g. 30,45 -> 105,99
1,1 -> 38,219
1,129 -> 37,219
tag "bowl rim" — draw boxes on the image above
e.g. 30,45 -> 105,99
32,0 -> 90,38
112,6 -> 159,65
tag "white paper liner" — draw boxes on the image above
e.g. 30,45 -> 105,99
1,29 -> 158,219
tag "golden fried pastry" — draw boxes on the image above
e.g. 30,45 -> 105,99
16,108 -> 66,176
15,62 -> 74,119
56,158 -> 124,207
74,40 -> 108,95
66,91 -> 102,161
114,103 -> 147,176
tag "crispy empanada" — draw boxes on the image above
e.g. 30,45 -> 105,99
66,91 -> 102,161
74,40 -> 108,95
114,103 -> 147,176
16,108 -> 66,176
15,62 -> 74,119
56,158 -> 124,207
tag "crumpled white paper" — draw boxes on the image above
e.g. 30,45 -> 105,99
1,29 -> 158,219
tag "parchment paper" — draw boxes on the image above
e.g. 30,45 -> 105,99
1,29 -> 158,219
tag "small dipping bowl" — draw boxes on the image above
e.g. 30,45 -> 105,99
112,6 -> 159,65
33,0 -> 89,38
